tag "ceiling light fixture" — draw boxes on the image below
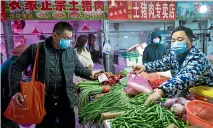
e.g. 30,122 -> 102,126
199,3 -> 207,13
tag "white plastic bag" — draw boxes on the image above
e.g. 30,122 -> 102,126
103,43 -> 111,54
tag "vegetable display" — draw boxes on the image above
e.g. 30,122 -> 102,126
77,75 -> 189,128
77,80 -> 112,109
120,70 -> 129,77
110,103 -> 189,128
79,85 -> 133,124
77,72 -> 125,110
79,85 -> 188,128
103,72 -> 124,86
78,85 -> 103,109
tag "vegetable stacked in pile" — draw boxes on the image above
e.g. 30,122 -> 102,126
79,85 -> 189,128
77,81 -> 111,109
78,85 -> 134,124
103,72 -> 124,86
110,103 -> 189,128
77,73 -> 125,109
110,94 -> 189,128
120,70 -> 129,77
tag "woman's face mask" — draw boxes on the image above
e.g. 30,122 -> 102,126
84,43 -> 88,48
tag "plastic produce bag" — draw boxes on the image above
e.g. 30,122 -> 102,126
140,72 -> 169,89
125,88 -> 139,95
103,43 -> 111,54
126,73 -> 153,94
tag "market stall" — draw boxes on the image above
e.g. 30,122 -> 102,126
77,71 -> 213,128
1,0 -> 213,128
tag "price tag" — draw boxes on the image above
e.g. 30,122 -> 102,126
98,73 -> 108,83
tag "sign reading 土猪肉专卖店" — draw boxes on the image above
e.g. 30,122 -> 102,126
177,2 -> 213,20
108,1 -> 176,20
5,0 -> 108,20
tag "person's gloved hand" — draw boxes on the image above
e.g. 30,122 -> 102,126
144,89 -> 164,105
132,65 -> 146,74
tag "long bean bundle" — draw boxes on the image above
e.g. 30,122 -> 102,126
110,103 -> 189,128
79,86 -> 133,124
78,85 -> 103,109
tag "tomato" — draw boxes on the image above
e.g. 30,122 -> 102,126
102,86 -> 110,93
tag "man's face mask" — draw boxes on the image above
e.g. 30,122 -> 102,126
56,35 -> 71,49
171,42 -> 187,55
171,31 -> 192,55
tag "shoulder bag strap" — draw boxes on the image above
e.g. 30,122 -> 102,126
31,44 -> 39,82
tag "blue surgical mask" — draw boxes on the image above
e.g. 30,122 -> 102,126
84,44 -> 88,48
171,42 -> 187,55
56,34 -> 71,49
153,38 -> 160,43
59,39 -> 71,49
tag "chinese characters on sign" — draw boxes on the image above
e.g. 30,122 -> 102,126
132,1 -> 176,20
108,1 -> 176,20
6,0 -> 107,20
108,1 -> 129,20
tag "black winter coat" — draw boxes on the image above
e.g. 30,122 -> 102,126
9,37 -> 92,107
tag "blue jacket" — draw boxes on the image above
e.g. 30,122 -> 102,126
144,46 -> 213,97
1,56 -> 17,99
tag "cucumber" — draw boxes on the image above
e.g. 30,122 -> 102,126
77,81 -> 100,86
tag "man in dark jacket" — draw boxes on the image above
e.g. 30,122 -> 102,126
143,32 -> 166,64
9,22 -> 99,128
1,44 -> 27,128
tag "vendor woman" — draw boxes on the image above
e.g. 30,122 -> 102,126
133,26 -> 213,104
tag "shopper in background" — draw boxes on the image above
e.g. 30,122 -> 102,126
74,35 -> 94,83
75,35 -> 94,69
9,22 -> 101,128
1,44 -> 27,128
133,26 -> 213,104
142,32 -> 166,64
89,34 -> 100,63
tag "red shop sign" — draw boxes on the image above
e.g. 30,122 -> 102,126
109,1 -> 176,20
1,1 -> 6,20
108,1 -> 129,20
6,0 -> 107,20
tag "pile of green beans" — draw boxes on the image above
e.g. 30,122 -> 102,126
79,86 -> 134,124
110,103 -> 189,128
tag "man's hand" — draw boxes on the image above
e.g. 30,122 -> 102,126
132,65 -> 146,74
90,71 -> 104,80
13,92 -> 24,107
144,89 -> 164,105
88,64 -> 92,70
